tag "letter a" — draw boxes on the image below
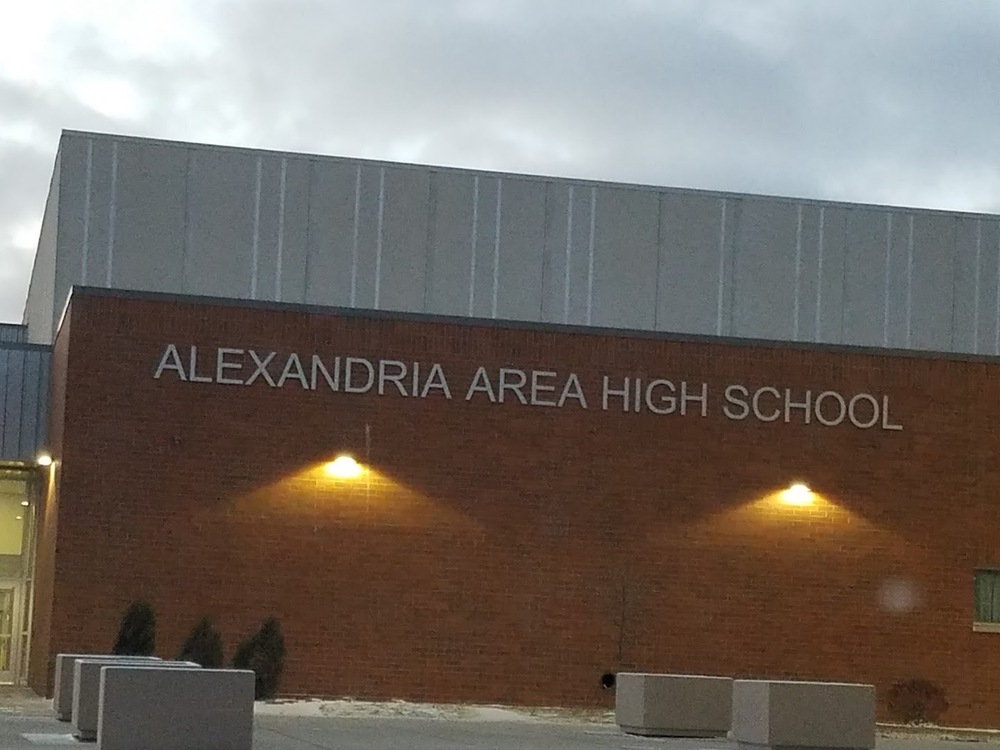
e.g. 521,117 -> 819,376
154,344 -> 187,381
465,367 -> 497,403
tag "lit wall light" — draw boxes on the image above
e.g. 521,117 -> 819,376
20,501 -> 28,507
324,455 -> 363,479
36,452 -> 53,468
780,483 -> 815,506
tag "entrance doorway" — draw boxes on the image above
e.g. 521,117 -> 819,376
0,469 -> 40,686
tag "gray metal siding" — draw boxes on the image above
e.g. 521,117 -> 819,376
304,161 -> 359,308
657,193 -> 730,336
380,167 -> 431,314
911,214 -> 954,351
0,326 -> 26,344
843,208 -> 886,349
31,131 -> 1000,357
971,220 -> 1000,354
730,198 -> 798,341
793,205 -> 824,343
0,346 -> 50,461
494,178 -> 546,322
114,140 -> 188,294
591,186 -> 659,331
816,207 -> 846,344
469,175 -> 500,320
23,149 -> 61,344
185,148 -> 257,299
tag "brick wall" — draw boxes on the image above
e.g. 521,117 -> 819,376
35,289 -> 1000,726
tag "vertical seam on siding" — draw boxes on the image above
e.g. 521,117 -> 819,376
374,167 -> 385,309
350,165 -> 361,307
492,178 -> 503,319
81,140 -> 93,285
251,156 -> 262,300
469,176 -> 479,316
564,185 -> 574,324
105,141 -> 118,287
275,157 -> 287,302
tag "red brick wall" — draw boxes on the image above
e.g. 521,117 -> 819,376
39,290 -> 1000,726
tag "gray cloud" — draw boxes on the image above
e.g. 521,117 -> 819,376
172,0 -> 1000,200
2,0 -> 999,323
0,77 -> 122,322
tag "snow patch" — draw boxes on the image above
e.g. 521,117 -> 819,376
254,698 -> 614,725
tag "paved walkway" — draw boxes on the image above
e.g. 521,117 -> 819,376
0,687 -> 995,750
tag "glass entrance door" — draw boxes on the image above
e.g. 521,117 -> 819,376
0,585 -> 18,684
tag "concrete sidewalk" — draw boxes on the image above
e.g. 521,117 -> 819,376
0,688 -> 995,750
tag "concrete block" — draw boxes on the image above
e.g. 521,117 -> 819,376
615,672 -> 733,738
732,679 -> 876,750
97,666 -> 255,750
73,659 -> 199,740
53,654 -> 160,721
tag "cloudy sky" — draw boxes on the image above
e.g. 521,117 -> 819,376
2,0 -> 998,323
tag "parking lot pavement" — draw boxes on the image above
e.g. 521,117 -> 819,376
252,716 -> 1000,750
5,716 -> 997,750
254,715 -> 695,750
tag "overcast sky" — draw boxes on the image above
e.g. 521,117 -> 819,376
2,0 -> 999,323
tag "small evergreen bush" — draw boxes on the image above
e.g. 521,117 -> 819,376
232,617 -> 286,700
112,600 -> 156,656
177,615 -> 225,668
886,678 -> 949,724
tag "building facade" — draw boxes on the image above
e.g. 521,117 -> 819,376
6,130 -> 1000,726
28,286 -> 1000,727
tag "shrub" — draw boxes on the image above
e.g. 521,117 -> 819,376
886,678 -> 949,725
112,600 -> 156,656
177,615 -> 225,668
232,617 -> 286,700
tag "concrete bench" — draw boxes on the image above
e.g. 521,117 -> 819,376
731,679 -> 876,750
72,659 -> 200,740
96,665 -> 255,750
615,672 -> 733,738
53,654 -> 160,720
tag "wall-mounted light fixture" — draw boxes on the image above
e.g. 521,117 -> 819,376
36,452 -> 53,468
324,455 -> 363,479
780,483 -> 814,506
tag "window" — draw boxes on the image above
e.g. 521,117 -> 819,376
974,569 -> 1000,630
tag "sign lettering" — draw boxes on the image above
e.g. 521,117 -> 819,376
152,344 -> 903,431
